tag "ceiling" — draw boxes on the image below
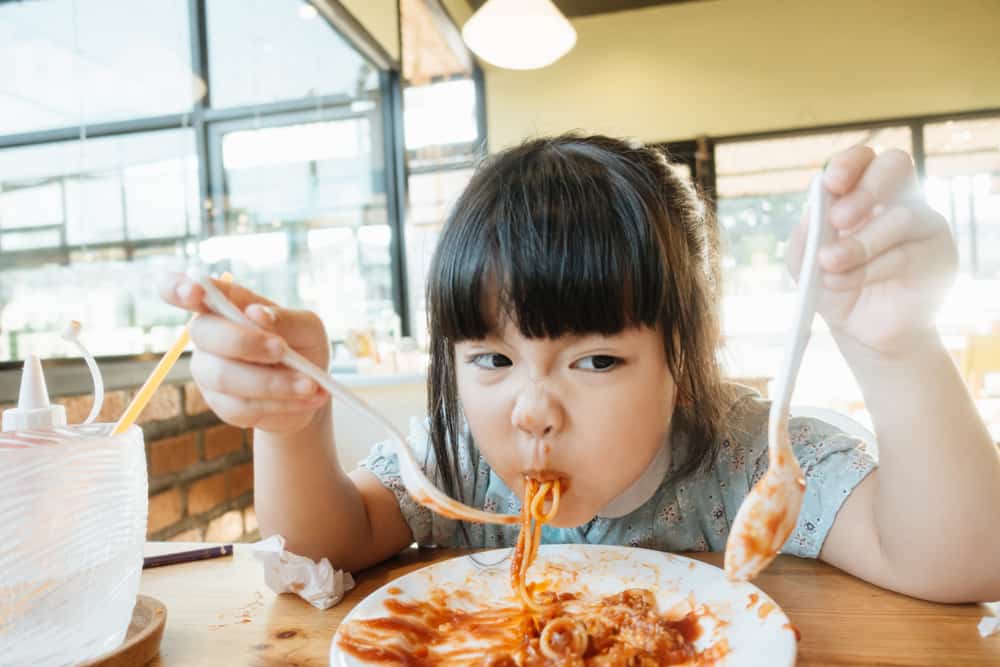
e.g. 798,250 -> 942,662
402,0 -> 471,84
466,0 -> 704,18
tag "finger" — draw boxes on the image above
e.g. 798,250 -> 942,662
199,388 -> 327,430
828,149 -> 919,231
160,272 -> 278,313
254,307 -> 328,356
823,145 -> 877,196
159,272 -> 207,313
819,204 -> 941,274
189,313 -> 287,363
823,245 -> 909,292
822,236 -> 949,292
190,352 -> 322,400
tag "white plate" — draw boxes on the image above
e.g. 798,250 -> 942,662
331,544 -> 796,666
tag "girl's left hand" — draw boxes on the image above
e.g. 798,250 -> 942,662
786,145 -> 958,357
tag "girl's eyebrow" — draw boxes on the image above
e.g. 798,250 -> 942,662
564,331 -> 627,343
459,331 -> 505,345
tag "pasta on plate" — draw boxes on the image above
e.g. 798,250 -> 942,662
336,477 -> 730,666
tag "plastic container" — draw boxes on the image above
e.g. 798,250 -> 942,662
0,424 -> 148,666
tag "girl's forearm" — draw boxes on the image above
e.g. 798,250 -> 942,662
252,405 -> 375,570
837,331 -> 1000,599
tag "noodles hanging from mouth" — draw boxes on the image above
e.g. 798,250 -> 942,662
511,477 -> 562,610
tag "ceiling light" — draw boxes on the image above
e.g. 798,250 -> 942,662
462,0 -> 576,70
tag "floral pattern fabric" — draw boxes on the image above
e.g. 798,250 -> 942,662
360,388 -> 877,559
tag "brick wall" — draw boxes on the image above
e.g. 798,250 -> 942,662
0,381 -> 260,544
143,382 -> 259,543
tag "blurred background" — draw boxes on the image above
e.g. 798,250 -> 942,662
1,0 -> 998,541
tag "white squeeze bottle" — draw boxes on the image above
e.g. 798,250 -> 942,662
0,330 -> 148,667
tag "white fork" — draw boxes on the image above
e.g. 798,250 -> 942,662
724,172 -> 835,581
192,272 -> 520,526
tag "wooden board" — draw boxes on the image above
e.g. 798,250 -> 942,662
80,595 -> 166,667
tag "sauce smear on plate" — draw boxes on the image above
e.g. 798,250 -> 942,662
337,586 -> 729,666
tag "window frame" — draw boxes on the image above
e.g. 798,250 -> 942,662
0,126 -> 202,268
709,108 -> 1000,189
686,108 -> 1000,280
205,103 -> 378,231
0,0 -> 409,397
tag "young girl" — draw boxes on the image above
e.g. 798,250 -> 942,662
163,135 -> 1000,604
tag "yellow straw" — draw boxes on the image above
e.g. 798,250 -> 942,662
112,273 -> 233,435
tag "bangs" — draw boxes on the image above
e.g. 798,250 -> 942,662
429,140 -> 671,342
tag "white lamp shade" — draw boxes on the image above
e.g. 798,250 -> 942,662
462,0 -> 577,70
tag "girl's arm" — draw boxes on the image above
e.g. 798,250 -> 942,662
161,275 -> 413,572
786,148 -> 1000,602
820,333 -> 1000,603
254,405 -> 414,572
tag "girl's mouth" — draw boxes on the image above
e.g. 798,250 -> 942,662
522,472 -> 571,514
523,469 -> 568,483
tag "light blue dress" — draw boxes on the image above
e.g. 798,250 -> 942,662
360,387 -> 877,559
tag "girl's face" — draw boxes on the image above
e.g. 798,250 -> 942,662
454,320 -> 676,528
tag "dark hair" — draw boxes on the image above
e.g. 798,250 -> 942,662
426,134 -> 732,503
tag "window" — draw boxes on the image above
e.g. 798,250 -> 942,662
404,78 -> 480,169
716,126 -> 912,297
404,167 -> 475,347
0,130 -> 199,249
206,0 -> 377,109
402,75 -> 482,342
0,130 -> 199,361
0,0 -> 393,363
0,0 -> 195,134
714,126 -> 912,417
712,114 -> 1000,424
924,117 -> 1000,279
206,109 -> 393,340
924,117 -> 1000,403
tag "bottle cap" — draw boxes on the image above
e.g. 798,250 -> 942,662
1,354 -> 68,431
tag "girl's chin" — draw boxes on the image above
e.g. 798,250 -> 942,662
545,503 -> 600,529
546,515 -> 592,529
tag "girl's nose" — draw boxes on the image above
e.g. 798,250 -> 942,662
511,381 -> 564,440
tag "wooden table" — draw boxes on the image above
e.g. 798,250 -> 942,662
141,542 -> 999,666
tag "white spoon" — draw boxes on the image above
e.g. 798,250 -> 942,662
191,272 -> 520,526
724,172 -> 835,581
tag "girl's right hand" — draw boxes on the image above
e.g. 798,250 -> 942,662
159,273 -> 330,435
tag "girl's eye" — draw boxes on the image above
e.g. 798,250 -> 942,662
469,353 -> 513,369
574,355 -> 621,372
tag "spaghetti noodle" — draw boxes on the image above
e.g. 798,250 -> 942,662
510,477 -> 562,610
336,476 -> 730,665
336,586 -> 729,665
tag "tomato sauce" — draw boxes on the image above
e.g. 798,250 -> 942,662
337,587 -> 729,666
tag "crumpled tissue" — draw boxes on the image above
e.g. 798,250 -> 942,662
980,602 -> 1000,638
252,535 -> 354,610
